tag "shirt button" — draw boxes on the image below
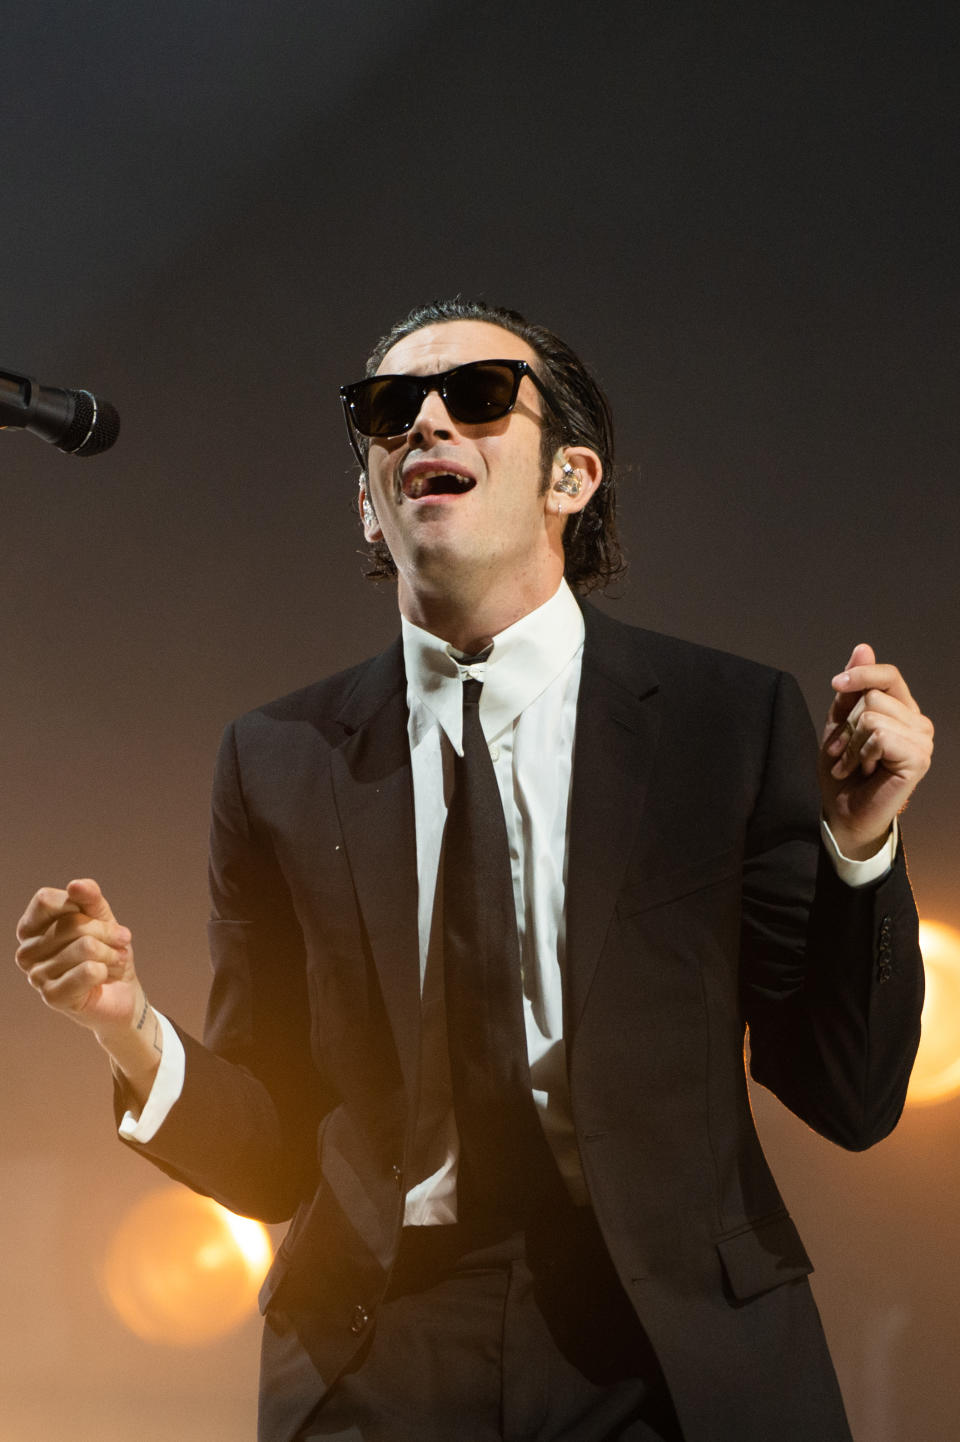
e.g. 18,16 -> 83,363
489,742 -> 500,761
349,1304 -> 370,1335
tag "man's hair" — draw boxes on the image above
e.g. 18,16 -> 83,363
357,298 -> 626,594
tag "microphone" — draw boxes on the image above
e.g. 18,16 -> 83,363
0,365 -> 120,457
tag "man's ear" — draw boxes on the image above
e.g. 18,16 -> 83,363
546,447 -> 603,515
358,477 -> 383,542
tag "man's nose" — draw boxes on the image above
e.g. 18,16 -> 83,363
406,386 -> 455,446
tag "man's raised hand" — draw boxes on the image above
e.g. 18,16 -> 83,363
820,643 -> 934,861
16,878 -> 138,1026
16,879 -> 162,1099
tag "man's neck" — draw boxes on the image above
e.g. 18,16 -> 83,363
398,569 -> 564,654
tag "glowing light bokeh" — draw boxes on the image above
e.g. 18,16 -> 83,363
907,920 -> 960,1106
101,1186 -> 273,1345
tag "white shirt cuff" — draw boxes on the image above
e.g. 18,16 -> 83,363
820,816 -> 898,888
117,1011 -> 186,1144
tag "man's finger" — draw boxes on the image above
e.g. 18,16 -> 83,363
830,662 -> 917,711
830,713 -> 934,781
824,695 -> 866,752
35,958 -> 114,1013
28,928 -> 129,984
826,644 -> 874,728
16,916 -> 131,971
16,887 -> 81,943
823,690 -> 929,756
65,878 -> 117,925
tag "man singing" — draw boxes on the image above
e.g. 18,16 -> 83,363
17,300 -> 933,1441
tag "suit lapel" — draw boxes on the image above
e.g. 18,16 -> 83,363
566,604 -> 661,1033
329,640 -> 421,1103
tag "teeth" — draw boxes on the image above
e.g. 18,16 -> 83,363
404,472 -> 471,498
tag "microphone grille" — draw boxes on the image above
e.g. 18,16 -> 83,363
58,391 -> 121,457
75,398 -> 121,456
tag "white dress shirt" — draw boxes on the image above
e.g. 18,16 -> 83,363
121,582 -> 896,1227
400,579 -> 587,1220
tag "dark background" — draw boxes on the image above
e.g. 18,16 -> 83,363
2,2 -> 957,1438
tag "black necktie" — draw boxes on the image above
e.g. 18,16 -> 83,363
442,676 -> 561,1223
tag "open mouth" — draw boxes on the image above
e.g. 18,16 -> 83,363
402,471 -> 477,500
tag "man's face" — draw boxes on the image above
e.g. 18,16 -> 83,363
361,320 -> 556,603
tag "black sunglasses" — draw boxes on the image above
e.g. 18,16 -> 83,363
339,358 -> 561,467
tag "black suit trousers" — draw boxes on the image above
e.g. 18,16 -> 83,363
295,1208 -> 684,1442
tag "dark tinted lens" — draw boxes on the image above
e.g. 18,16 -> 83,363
445,362 -> 520,423
347,360 -> 524,437
351,375 -> 423,436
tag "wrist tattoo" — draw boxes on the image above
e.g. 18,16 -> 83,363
135,993 -> 150,1031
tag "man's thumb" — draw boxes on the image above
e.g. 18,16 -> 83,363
844,641 -> 876,671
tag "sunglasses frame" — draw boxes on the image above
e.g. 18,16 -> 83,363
339,358 -> 562,470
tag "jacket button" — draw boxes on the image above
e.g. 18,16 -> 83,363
349,1304 -> 370,1335
392,1163 -> 403,1188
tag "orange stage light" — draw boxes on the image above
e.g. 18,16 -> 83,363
101,1186 -> 273,1345
907,920 -> 960,1107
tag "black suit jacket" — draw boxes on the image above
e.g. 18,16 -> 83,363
128,603 -> 924,1442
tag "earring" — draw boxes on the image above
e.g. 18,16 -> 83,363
553,461 -> 582,497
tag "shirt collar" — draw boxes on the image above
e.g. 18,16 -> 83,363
402,579 -> 585,754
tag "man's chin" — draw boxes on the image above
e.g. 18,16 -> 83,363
396,536 -> 493,592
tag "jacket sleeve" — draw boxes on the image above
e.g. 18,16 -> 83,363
740,670 -> 924,1150
117,721 -> 331,1221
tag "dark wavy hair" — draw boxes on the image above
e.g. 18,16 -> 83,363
355,298 -> 626,594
